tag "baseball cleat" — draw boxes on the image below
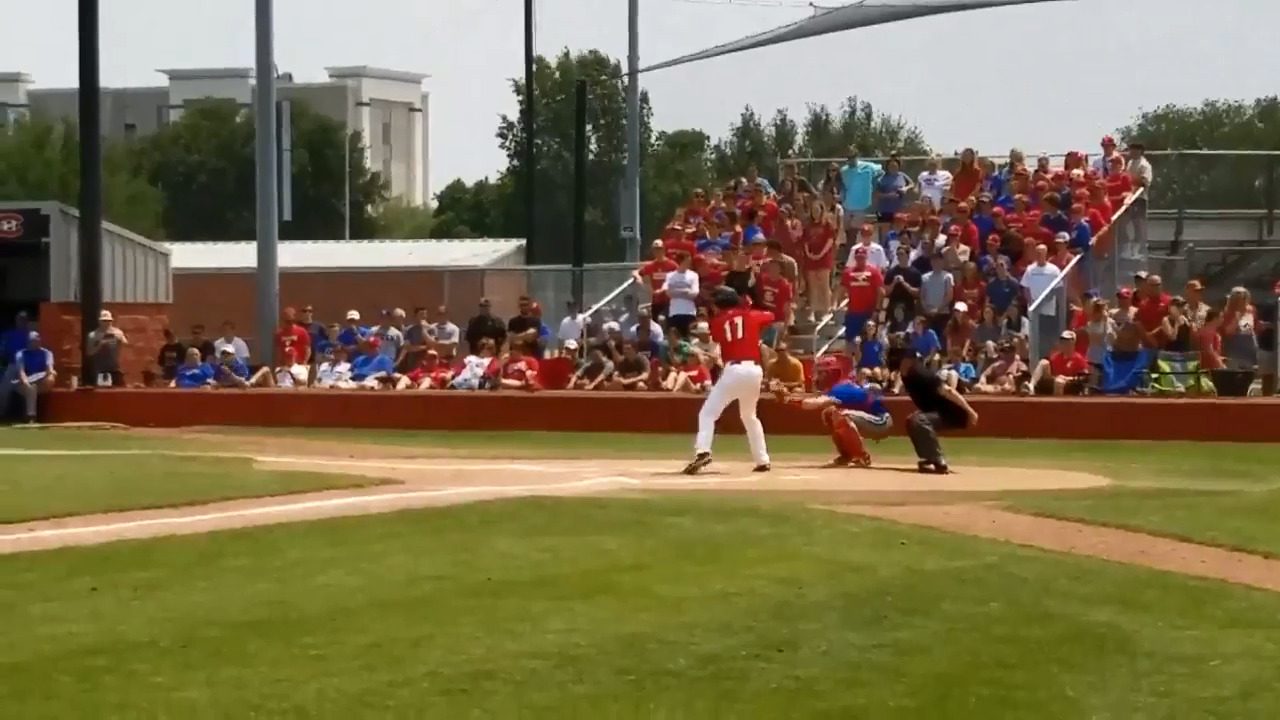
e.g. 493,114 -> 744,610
853,453 -> 873,468
917,460 -> 951,475
752,463 -> 771,473
683,452 -> 712,475
826,455 -> 852,468
917,460 -> 935,474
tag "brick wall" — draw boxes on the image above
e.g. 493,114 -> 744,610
170,269 -> 527,353
38,302 -> 171,386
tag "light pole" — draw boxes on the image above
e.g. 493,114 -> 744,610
253,0 -> 280,367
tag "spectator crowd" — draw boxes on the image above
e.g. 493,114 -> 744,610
1,138 -> 1277,416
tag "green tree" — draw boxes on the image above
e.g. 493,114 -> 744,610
430,50 -> 931,257
797,96 -> 928,160
711,106 -> 772,182
1117,97 -> 1280,211
496,49 -> 654,263
376,197 -> 436,239
642,128 -> 714,232
139,99 -> 387,240
0,114 -> 164,238
429,177 -> 508,239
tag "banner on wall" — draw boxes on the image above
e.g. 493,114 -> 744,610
0,208 -> 51,243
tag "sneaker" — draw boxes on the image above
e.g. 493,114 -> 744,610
682,452 -> 712,476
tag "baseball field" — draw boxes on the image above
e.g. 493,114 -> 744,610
3,427 -> 1280,718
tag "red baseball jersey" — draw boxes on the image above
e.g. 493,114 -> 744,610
840,265 -> 884,313
756,275 -> 794,323
711,307 -> 775,363
638,258 -> 678,298
501,355 -> 540,384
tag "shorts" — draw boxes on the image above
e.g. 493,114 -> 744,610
1035,377 -> 1086,395
840,409 -> 894,439
668,314 -> 696,338
843,209 -> 867,229
844,311 -> 874,340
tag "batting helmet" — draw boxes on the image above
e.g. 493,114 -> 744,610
712,287 -> 741,309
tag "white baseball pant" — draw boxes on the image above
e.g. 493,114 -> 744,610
694,360 -> 770,465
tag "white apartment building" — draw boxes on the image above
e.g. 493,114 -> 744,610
0,66 -> 430,205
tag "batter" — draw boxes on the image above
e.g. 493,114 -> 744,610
683,288 -> 775,475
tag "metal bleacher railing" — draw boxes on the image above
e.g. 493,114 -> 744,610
813,299 -> 849,359
1027,187 -> 1151,363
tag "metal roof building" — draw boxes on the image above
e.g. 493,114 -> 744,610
164,238 -> 526,273
166,238 -> 533,342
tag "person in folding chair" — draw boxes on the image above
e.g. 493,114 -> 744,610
897,348 -> 980,474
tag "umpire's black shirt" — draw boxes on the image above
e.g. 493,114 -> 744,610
903,367 -> 968,429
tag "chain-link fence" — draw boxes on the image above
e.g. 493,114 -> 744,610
434,263 -> 635,321
784,150 -> 1280,213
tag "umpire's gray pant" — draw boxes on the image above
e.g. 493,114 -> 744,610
906,411 -> 957,465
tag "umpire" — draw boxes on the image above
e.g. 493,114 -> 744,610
897,349 -> 980,474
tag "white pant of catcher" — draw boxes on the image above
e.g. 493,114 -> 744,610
693,360 -> 771,466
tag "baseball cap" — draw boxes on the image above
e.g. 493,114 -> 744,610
563,339 -> 579,350
1186,279 -> 1204,291
346,309 -> 361,321
99,310 -> 114,322
1101,135 -> 1116,146
603,321 -> 621,333
27,331 -> 40,342
854,246 -> 869,257
954,301 -> 969,314
692,321 -> 710,334
219,345 -> 236,355
1054,232 -> 1070,243
1059,330 -> 1077,341
946,224 -> 961,235
651,239 -> 664,248
1117,287 -> 1134,299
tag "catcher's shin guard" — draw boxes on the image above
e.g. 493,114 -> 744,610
829,410 -> 868,459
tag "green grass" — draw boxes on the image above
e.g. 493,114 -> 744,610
1005,486 -> 1280,558
3,497 -> 1280,718
0,455 -> 384,523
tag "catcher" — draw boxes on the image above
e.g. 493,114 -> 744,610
772,378 -> 893,467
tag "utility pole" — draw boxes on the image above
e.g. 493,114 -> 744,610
253,0 -> 280,366
523,0 -> 538,263
622,0 -> 641,262
77,0 -> 103,387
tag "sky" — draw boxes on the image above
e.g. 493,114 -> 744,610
7,0 -> 1279,199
